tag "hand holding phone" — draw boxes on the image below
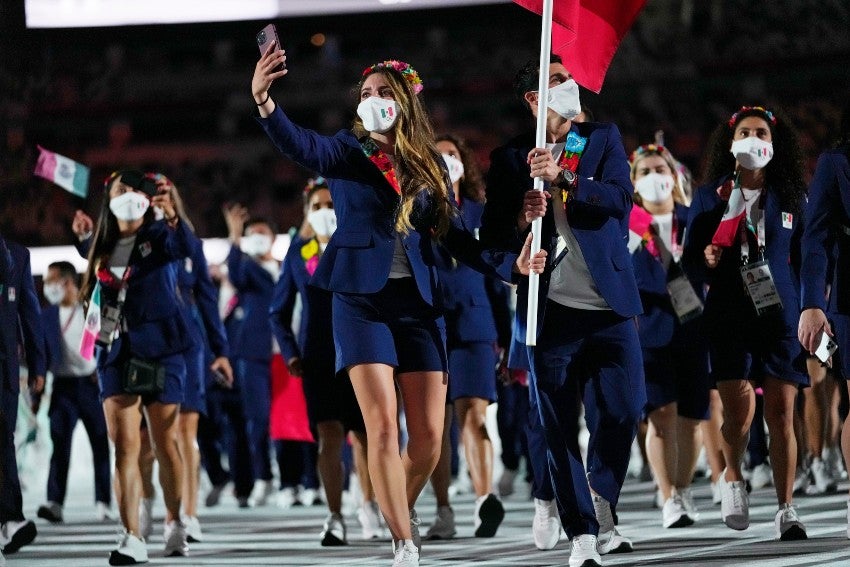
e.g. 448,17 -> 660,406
257,24 -> 285,71
252,23 -> 288,106
815,331 -> 839,365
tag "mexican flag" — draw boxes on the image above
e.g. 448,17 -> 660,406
711,186 -> 747,248
34,145 -> 90,198
80,282 -> 101,361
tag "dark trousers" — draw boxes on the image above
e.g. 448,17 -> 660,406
198,382 -> 253,498
0,383 -> 24,522
237,358 -> 273,482
525,384 -> 555,500
47,376 -> 111,505
528,302 -> 645,538
274,440 -> 319,489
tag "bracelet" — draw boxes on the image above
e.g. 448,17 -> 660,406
255,92 -> 270,106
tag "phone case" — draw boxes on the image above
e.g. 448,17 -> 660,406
257,23 -> 285,70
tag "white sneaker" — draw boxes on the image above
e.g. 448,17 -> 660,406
163,520 -> 189,557
498,469 -> 517,497
592,494 -> 633,554
719,469 -> 749,530
250,480 -> 275,507
320,513 -> 347,546
276,486 -> 297,509
182,516 -> 203,543
792,466 -> 811,495
424,506 -> 456,540
109,531 -> 148,565
299,487 -> 320,507
569,534 -> 602,567
662,493 -> 693,528
678,487 -> 700,522
532,498 -> 561,550
392,540 -> 419,567
710,481 -> 722,505
409,509 -> 421,551
96,501 -> 114,522
825,446 -> 847,480
474,494 -> 505,538
749,463 -> 773,489
807,458 -> 837,494
0,520 -> 37,554
774,503 -> 807,541
138,498 -> 153,540
358,500 -> 385,540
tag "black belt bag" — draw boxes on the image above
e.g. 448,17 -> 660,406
122,357 -> 165,395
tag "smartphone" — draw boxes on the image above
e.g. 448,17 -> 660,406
815,331 -> 839,364
257,23 -> 285,71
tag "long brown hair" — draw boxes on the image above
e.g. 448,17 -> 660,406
353,67 -> 454,240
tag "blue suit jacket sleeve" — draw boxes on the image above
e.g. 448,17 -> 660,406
19,248 -> 46,376
191,242 -> 229,358
801,152 -> 840,310
570,124 -> 634,221
268,254 -> 301,363
440,206 -> 518,284
682,183 -> 723,286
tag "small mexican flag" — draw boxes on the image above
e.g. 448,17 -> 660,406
80,282 -> 101,361
34,145 -> 90,198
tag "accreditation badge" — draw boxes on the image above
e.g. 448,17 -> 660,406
666,275 -> 703,324
740,260 -> 783,316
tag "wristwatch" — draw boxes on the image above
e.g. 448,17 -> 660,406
558,169 -> 577,188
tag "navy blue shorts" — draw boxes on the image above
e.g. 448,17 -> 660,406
642,344 -> 711,420
831,312 -> 850,380
181,340 -> 206,415
332,278 -> 447,374
708,318 -> 808,386
448,341 -> 497,402
97,338 -> 186,405
302,358 -> 365,433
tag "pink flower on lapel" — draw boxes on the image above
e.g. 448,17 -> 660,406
305,255 -> 319,276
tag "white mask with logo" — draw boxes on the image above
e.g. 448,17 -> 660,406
240,233 -> 273,257
441,153 -> 465,185
731,137 -> 774,170
109,191 -> 150,222
357,97 -> 399,134
43,282 -> 65,305
547,79 -> 581,120
307,208 -> 337,238
634,173 -> 675,204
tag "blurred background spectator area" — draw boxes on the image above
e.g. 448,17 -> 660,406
2,0 -> 849,246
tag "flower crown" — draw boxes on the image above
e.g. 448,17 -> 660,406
728,106 -> 776,128
362,60 -> 423,94
303,176 -> 328,195
629,143 -> 667,164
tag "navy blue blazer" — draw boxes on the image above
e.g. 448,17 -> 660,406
256,106 -> 517,307
631,204 -> 691,348
178,236 -> 229,359
479,122 -> 642,342
435,199 -> 498,344
269,235 -> 335,363
227,245 -> 275,361
682,176 -> 805,332
800,149 -> 850,314
97,220 -> 195,365
0,238 -> 46,391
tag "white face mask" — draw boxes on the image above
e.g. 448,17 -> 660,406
109,191 -> 150,222
307,207 -> 337,238
357,96 -> 399,134
731,137 -> 774,170
240,233 -> 273,257
43,282 -> 65,305
547,79 -> 581,120
441,153 -> 465,185
634,173 -> 675,204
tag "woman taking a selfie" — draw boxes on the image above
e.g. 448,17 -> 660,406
251,45 -> 544,567
80,170 -> 194,565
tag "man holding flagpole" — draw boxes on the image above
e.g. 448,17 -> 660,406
480,55 -> 644,567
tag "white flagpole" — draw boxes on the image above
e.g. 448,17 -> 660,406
525,0 -> 553,346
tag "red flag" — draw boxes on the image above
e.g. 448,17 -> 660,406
514,0 -> 647,93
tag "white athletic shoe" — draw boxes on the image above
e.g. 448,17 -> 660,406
774,503 -> 807,541
424,506 -> 456,540
807,458 -> 837,495
792,466 -> 811,495
662,493 -> 693,528
532,498 -> 561,550
393,509 -> 421,552
109,531 -> 148,565
275,486 -> 297,509
320,513 -> 346,546
298,487 -> 320,507
96,501 -> 114,522
719,469 -> 749,531
392,540 -> 419,567
678,487 -> 699,522
138,499 -> 153,540
569,534 -> 602,567
163,520 -> 189,557
358,500 -> 385,540
749,463 -> 773,490
593,494 -> 633,554
251,480 -> 275,507
710,481 -> 722,505
182,516 -> 203,543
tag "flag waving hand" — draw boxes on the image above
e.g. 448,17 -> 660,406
514,0 -> 647,93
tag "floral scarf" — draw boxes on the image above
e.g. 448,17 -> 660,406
361,137 -> 400,195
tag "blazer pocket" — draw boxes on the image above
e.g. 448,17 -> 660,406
332,230 -> 373,248
612,251 -> 630,272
